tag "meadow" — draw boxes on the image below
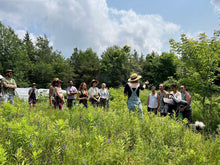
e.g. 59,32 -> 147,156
0,88 -> 219,164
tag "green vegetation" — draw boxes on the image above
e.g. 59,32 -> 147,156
0,88 -> 219,164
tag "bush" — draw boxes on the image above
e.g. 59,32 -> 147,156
0,88 -> 219,164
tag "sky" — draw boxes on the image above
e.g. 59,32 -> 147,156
0,0 -> 220,58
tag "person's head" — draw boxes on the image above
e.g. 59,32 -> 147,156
79,82 -> 87,91
32,83 -> 37,89
101,83 -> 106,89
51,78 -> 59,85
151,86 -> 156,92
68,80 -> 73,86
57,80 -> 63,87
128,73 -> 142,83
180,85 -> 186,93
90,79 -> 99,87
171,83 -> 178,92
5,69 -> 13,78
159,84 -> 165,91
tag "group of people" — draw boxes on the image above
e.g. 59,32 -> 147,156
48,78 -> 109,110
0,69 -> 192,123
124,73 -> 192,123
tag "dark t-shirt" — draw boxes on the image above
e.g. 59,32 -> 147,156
124,83 -> 145,98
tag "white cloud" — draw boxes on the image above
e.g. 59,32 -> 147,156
211,0 -> 220,11
0,0 -> 180,57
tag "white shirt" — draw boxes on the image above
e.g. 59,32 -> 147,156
99,88 -> 108,99
66,86 -> 77,99
170,91 -> 181,103
88,87 -> 99,99
148,93 -> 158,108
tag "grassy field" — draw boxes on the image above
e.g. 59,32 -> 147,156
0,88 -> 219,164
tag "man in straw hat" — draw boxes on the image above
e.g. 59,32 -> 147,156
124,73 -> 149,117
2,69 -> 17,104
88,79 -> 100,107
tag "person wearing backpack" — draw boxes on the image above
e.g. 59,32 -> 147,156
28,83 -> 38,109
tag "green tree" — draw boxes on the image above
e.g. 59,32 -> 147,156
69,48 -> 100,87
100,45 -> 131,87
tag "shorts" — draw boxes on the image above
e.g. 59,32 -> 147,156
29,97 -> 37,104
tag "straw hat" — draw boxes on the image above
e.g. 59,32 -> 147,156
32,83 -> 37,86
5,69 -> 13,73
90,79 -> 99,86
128,73 -> 142,82
51,78 -> 59,84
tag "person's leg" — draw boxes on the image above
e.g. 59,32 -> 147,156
9,95 -> 14,104
2,94 -> 9,103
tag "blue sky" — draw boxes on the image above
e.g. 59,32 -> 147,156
0,0 -> 219,58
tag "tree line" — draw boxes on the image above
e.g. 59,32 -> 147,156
0,21 -> 180,89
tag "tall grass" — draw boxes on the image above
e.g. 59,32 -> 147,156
0,88 -> 219,164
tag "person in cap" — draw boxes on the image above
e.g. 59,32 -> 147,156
2,69 -> 17,104
28,83 -> 38,109
66,80 -> 77,109
124,73 -> 149,117
49,78 -> 59,106
88,79 -> 100,107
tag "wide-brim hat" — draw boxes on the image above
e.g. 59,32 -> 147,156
128,73 -> 142,82
5,69 -> 13,73
0,75 -> 4,79
90,79 -> 99,86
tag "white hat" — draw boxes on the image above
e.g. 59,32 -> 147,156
0,75 -> 4,79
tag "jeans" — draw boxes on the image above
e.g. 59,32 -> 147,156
3,94 -> 14,104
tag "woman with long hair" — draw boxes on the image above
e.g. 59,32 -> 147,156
77,82 -> 88,108
49,78 -> 59,106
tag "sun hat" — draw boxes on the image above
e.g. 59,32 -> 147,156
0,75 -> 4,79
128,73 -> 142,82
90,79 -> 99,86
57,79 -> 64,83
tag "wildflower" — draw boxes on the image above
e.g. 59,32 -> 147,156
30,134 -> 33,139
60,147 -> 63,152
49,160 -> 52,164
64,145 -> 67,148
29,143 -> 32,147
37,121 -> 40,126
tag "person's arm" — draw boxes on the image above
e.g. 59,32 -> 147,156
147,94 -> 150,106
179,93 -> 191,112
106,89 -> 109,100
143,81 -> 149,89
3,82 -> 17,89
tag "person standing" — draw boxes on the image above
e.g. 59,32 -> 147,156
147,86 -> 158,115
168,83 -> 181,117
88,79 -> 100,107
54,80 -> 65,111
157,84 -> 169,116
99,83 -> 109,109
49,78 -> 59,106
179,85 -> 192,123
77,82 -> 88,108
28,83 -> 38,109
66,80 -> 77,109
124,73 -> 149,117
2,69 -> 17,104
